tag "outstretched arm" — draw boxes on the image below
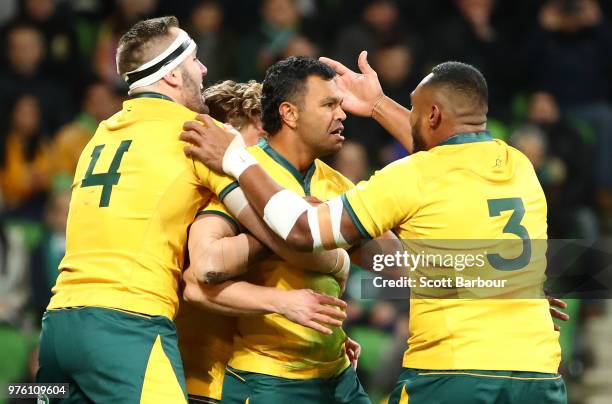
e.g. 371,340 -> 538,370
320,50 -> 414,153
182,268 -> 347,335
180,116 -> 417,252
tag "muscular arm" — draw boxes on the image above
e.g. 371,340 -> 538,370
371,95 -> 413,152
182,267 -> 347,334
188,213 -> 267,284
227,165 -> 362,251
184,213 -> 348,333
227,189 -> 350,274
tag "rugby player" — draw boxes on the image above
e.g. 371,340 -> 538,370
180,55 -> 567,404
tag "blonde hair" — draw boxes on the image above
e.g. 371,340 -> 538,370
204,80 -> 262,130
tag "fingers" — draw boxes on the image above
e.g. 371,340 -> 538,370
318,305 -> 347,321
183,145 -> 196,159
319,56 -> 351,75
346,348 -> 357,369
357,50 -> 375,75
179,130 -> 204,146
195,113 -> 215,127
303,320 -> 333,335
345,339 -> 360,369
554,324 -> 561,332
548,297 -> 568,309
316,293 -> 347,309
550,307 -> 570,321
353,341 -> 362,357
312,313 -> 342,328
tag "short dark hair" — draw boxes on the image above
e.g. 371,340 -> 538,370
116,16 -> 179,76
428,61 -> 488,111
261,56 -> 335,135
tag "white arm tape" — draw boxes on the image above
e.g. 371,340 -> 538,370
329,196 -> 348,247
222,146 -> 257,179
307,207 -> 322,251
223,187 -> 249,217
335,248 -> 351,278
263,190 -> 349,250
263,190 -> 310,240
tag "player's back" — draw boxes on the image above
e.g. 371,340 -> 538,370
345,132 -> 560,373
402,135 -> 559,373
49,97 -> 219,320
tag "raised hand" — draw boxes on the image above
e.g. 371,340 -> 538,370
320,51 -> 384,117
279,289 -> 347,335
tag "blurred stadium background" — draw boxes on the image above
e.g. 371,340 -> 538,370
1,0 -> 611,403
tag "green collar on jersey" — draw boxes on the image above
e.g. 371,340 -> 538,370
437,131 -> 493,146
129,92 -> 174,102
257,138 -> 316,195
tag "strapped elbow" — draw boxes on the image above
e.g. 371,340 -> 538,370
285,217 -> 314,252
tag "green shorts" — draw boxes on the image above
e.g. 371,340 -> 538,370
221,365 -> 371,404
388,368 -> 567,404
37,307 -> 187,404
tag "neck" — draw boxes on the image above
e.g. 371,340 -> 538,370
431,123 -> 487,147
130,84 -> 178,103
268,129 -> 316,174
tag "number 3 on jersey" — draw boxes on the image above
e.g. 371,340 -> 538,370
81,140 -> 132,207
487,197 -> 531,271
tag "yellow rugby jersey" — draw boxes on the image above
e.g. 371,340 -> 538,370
343,131 -> 561,373
48,94 -> 237,320
229,139 -> 351,379
177,199 -> 238,401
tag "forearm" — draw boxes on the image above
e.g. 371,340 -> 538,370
372,95 -> 413,152
349,230 -> 405,279
184,278 -> 285,316
234,198 -> 345,274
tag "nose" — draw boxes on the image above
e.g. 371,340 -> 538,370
336,106 -> 347,121
198,59 -> 207,77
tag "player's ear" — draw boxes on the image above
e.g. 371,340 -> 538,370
162,67 -> 181,88
429,104 -> 441,129
279,101 -> 299,130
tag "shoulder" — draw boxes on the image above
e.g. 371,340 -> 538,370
313,159 -> 356,191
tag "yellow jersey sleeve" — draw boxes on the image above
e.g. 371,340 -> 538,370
191,118 -> 238,199
192,161 -> 237,200
197,197 -> 240,235
343,156 -> 422,239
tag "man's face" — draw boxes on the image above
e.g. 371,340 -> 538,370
409,74 -> 434,153
295,76 -> 346,158
409,90 -> 426,153
180,49 -> 208,113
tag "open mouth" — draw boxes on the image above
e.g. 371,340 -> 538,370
329,126 -> 345,141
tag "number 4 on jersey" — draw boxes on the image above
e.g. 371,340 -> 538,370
81,140 -> 132,207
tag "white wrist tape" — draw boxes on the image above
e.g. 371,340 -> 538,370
221,130 -> 255,179
223,187 -> 249,217
263,190 -> 310,240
